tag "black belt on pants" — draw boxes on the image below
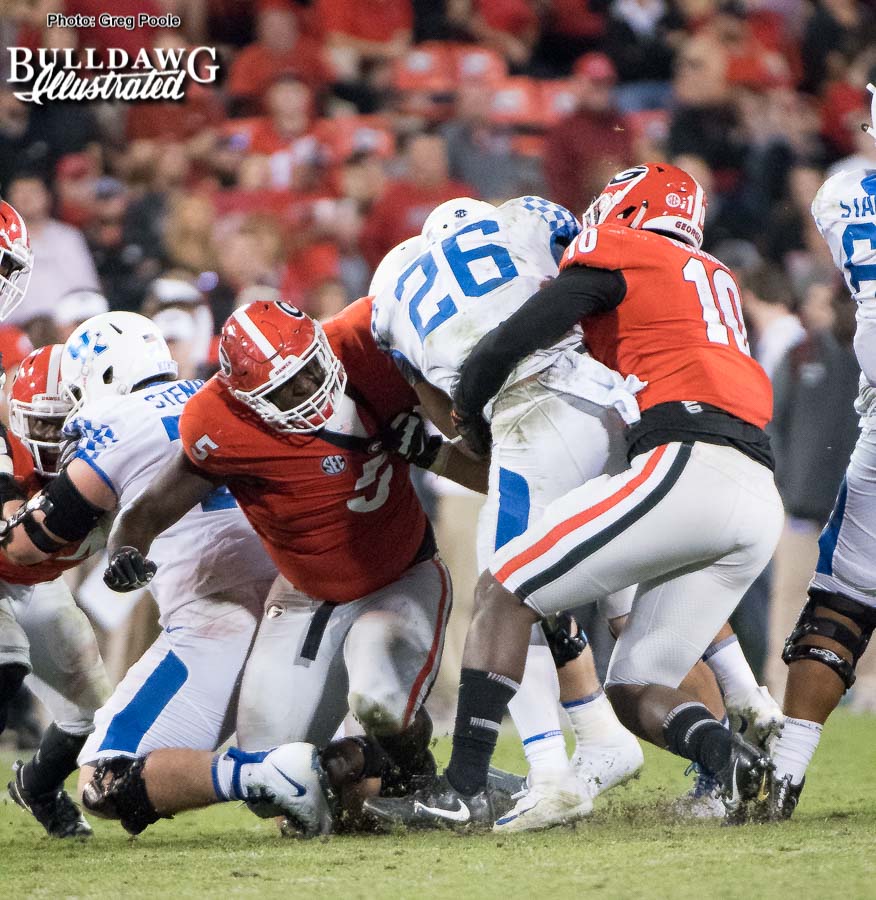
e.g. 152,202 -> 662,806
298,520 -> 437,662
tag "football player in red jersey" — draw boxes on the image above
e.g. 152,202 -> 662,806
102,297 -> 490,825
364,163 -> 785,830
0,345 -> 110,838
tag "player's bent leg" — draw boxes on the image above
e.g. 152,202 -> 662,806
80,743 -> 335,837
236,577 -> 350,750
80,599 -> 257,769
344,557 -> 450,794
485,383 -> 629,787
363,572 -> 533,831
605,563 -> 779,820
509,636 -> 567,777
547,607 -> 644,798
498,636 -> 592,833
769,588 -> 876,819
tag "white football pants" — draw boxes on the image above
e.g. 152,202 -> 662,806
490,440 -> 784,689
237,556 -> 451,750
810,416 -> 876,608
79,582 -> 269,764
477,378 -> 637,753
0,578 -> 109,735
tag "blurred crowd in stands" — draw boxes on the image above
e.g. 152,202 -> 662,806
1,0 -> 876,734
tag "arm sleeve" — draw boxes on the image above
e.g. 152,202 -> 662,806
453,265 -> 627,417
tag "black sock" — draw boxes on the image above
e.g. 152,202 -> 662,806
446,669 -> 519,796
663,702 -> 734,775
21,723 -> 87,797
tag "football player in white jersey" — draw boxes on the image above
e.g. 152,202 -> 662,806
371,196 -> 646,829
0,311 -> 312,832
769,85 -> 876,818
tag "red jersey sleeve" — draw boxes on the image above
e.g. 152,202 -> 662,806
324,298 -> 418,423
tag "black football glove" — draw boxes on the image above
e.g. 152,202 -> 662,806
450,406 -> 492,458
381,412 -> 444,469
104,547 -> 157,592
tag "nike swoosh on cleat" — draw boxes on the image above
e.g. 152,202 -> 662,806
727,760 -> 741,807
270,764 -> 307,797
413,799 -> 471,823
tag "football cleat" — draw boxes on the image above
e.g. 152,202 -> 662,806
242,744 -> 335,837
362,774 -> 512,831
8,760 -> 93,838
572,731 -> 644,798
713,735 -> 774,823
493,770 -> 592,833
487,765 -> 528,797
767,774 -> 805,822
673,764 -> 725,819
723,685 -> 784,749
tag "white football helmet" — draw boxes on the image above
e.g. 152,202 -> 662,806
368,235 -> 426,297
60,311 -> 178,415
421,197 -> 496,243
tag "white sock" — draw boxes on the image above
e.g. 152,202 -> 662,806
563,689 -> 626,747
703,635 -> 759,698
211,747 -> 270,801
771,717 -> 822,785
509,643 -> 570,776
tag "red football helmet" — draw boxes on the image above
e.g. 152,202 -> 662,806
218,300 -> 347,433
9,344 -> 71,476
0,200 -> 33,322
583,162 -> 707,249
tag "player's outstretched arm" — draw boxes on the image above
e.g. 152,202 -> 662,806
453,266 -> 626,426
107,448 -> 219,569
0,458 -> 116,566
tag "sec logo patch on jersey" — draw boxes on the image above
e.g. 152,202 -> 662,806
321,455 -> 346,475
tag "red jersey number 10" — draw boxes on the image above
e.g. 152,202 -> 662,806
682,257 -> 751,356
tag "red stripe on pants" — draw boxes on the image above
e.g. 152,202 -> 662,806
494,445 -> 670,584
403,557 -> 450,728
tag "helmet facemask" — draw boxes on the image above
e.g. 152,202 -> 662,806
0,242 -> 32,322
230,325 -> 347,433
10,396 -> 71,477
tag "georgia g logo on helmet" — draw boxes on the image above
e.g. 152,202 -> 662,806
218,301 -> 348,434
584,162 -> 707,250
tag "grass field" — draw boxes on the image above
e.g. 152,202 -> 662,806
2,711 -> 875,900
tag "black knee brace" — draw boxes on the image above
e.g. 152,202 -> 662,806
542,612 -> 589,668
0,662 -> 29,733
782,589 -> 876,690
81,756 -> 165,835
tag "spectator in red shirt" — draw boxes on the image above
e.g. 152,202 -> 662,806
360,132 -> 475,268
236,76 -> 330,192
318,0 -> 413,80
543,53 -> 634,216
228,2 -> 331,113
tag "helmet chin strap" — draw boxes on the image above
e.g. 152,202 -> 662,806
863,83 -> 876,144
